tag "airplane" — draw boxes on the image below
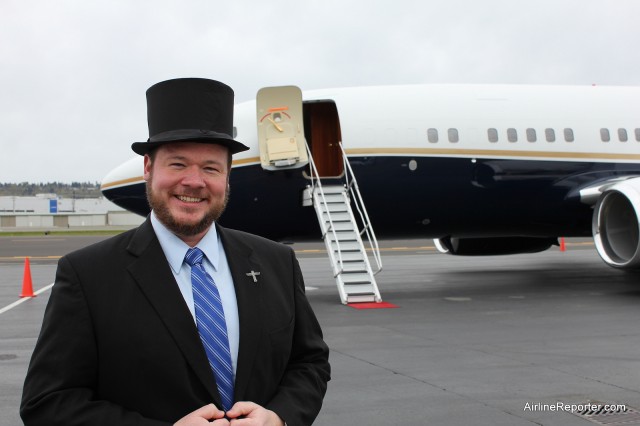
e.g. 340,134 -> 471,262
101,84 -> 640,303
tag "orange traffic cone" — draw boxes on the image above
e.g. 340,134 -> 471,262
20,257 -> 35,298
559,237 -> 566,252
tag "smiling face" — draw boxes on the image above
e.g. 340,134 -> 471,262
144,141 -> 231,246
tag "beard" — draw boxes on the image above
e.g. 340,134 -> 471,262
146,176 -> 229,238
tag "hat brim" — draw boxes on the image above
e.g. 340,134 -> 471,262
131,132 -> 249,156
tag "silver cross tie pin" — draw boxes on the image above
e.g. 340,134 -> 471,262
246,270 -> 261,283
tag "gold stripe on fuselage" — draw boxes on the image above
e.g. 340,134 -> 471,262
344,147 -> 640,161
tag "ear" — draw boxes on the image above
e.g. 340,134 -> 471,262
143,155 -> 152,181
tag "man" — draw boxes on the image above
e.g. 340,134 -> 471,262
21,78 -> 331,425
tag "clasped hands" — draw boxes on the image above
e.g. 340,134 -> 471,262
174,402 -> 284,426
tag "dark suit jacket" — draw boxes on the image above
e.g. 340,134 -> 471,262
21,219 -> 330,426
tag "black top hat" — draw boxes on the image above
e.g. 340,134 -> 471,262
131,78 -> 249,155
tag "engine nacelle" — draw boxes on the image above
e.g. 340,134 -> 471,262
592,177 -> 640,269
434,236 -> 556,256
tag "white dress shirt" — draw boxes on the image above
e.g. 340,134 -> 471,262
150,212 -> 240,378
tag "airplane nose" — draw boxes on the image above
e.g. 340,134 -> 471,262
100,156 -> 144,191
100,156 -> 149,216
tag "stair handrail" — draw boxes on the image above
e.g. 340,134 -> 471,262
305,141 -> 345,275
339,142 -> 383,274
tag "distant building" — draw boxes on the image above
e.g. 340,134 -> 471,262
0,195 -> 144,229
0,195 -> 126,214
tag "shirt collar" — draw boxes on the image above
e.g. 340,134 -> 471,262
150,211 -> 220,273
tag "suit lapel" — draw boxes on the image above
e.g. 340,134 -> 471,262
126,219 -> 221,406
217,225 -> 263,402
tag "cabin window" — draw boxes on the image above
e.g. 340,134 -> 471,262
600,128 -> 610,142
618,128 -> 628,142
427,128 -> 439,143
545,128 -> 555,142
507,128 -> 518,143
635,128 -> 640,142
564,128 -> 574,142
448,128 -> 459,143
526,128 -> 537,142
487,128 -> 498,142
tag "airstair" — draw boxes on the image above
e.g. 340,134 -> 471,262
255,85 -> 382,304
305,143 -> 383,304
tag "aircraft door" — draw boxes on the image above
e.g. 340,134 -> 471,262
256,86 -> 309,170
303,101 -> 344,177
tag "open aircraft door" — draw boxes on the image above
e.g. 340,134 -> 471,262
256,86 -> 309,171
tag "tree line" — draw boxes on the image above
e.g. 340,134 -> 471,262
0,182 -> 102,198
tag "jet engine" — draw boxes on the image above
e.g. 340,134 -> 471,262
434,236 -> 556,256
592,177 -> 640,269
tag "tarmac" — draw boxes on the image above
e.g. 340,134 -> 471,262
2,234 -> 640,425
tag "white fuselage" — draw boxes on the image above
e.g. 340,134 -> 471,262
101,84 -> 640,269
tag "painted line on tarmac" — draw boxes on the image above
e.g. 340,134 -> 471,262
295,246 -> 436,254
0,283 -> 54,315
0,256 -> 62,260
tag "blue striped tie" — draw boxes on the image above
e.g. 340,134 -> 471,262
184,247 -> 234,411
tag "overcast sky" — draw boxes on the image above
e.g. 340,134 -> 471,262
1,0 -> 639,183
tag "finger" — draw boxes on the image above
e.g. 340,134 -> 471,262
226,401 -> 257,418
194,403 -> 226,420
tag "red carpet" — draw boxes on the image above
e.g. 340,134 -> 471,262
347,301 -> 399,309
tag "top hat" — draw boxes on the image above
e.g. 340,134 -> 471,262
131,78 -> 249,155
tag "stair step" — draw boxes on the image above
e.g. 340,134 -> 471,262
341,262 -> 368,272
340,282 -> 375,294
346,294 -> 377,303
330,241 -> 361,251
327,230 -> 359,242
316,193 -> 346,203
324,221 -> 355,231
340,272 -> 373,284
319,203 -> 349,213
314,186 -> 346,195
321,212 -> 351,222
334,252 -> 365,262
321,224 -> 355,236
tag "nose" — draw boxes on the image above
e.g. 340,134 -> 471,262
180,166 -> 206,187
